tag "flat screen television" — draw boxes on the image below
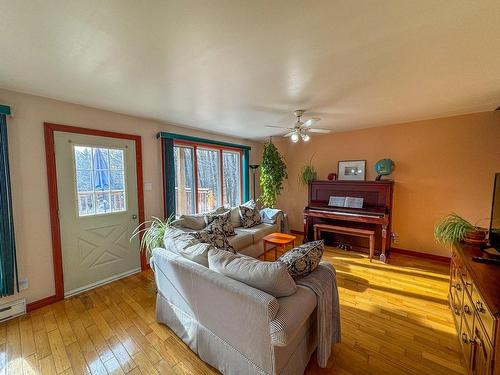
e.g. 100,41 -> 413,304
489,173 -> 500,251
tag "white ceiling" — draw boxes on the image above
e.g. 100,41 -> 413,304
1,1 -> 499,140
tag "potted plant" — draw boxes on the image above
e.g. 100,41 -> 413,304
131,215 -> 175,259
299,154 -> 316,186
259,141 -> 287,208
434,213 -> 488,245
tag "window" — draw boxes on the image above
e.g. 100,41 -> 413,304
197,147 -> 222,212
223,150 -> 241,207
173,145 -> 195,216
74,146 -> 127,216
173,142 -> 242,214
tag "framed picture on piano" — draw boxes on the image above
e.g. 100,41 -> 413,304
338,160 -> 366,181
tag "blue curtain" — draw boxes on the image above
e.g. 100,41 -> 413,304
0,108 -> 18,297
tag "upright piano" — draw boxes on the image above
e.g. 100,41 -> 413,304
303,180 -> 394,258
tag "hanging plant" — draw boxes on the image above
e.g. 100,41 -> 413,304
259,141 -> 287,208
299,153 -> 316,185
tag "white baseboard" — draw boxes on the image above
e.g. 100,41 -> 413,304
64,267 -> 142,298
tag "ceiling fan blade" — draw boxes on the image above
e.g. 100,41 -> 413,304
303,118 -> 321,127
265,125 -> 294,129
284,131 -> 296,137
308,128 -> 331,133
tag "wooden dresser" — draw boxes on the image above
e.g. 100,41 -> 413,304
450,243 -> 500,374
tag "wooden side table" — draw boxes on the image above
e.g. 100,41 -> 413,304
262,233 -> 297,261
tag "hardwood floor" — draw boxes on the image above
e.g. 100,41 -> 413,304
0,247 -> 467,375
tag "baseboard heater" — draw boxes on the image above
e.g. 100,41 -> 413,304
0,299 -> 26,322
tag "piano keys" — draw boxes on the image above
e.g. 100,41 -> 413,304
303,180 -> 394,260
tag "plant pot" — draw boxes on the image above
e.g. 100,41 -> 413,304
464,229 -> 488,245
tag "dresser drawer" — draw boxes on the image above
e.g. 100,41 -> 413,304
472,287 -> 496,344
459,317 -> 474,370
462,291 -> 475,334
459,265 -> 473,296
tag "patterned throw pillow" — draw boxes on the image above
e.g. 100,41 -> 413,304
239,205 -> 262,228
205,211 -> 235,237
204,207 -> 229,225
278,240 -> 324,280
190,231 -> 236,253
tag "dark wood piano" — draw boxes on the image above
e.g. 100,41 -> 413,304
303,180 -> 394,260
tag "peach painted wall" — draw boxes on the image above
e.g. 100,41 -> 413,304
275,111 -> 500,257
0,89 -> 262,306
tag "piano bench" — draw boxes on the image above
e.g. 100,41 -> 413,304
313,224 -> 376,262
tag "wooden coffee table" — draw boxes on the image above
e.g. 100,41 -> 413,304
262,233 -> 297,261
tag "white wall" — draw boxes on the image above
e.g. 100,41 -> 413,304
0,89 -> 262,305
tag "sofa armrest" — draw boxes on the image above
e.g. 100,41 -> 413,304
270,285 -> 317,346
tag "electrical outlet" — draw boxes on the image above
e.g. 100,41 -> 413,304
391,232 -> 399,244
18,278 -> 28,290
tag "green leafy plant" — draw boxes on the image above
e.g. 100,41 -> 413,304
299,153 -> 316,185
259,141 -> 287,208
434,213 -> 476,245
131,214 -> 175,258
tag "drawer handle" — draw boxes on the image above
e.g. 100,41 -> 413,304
462,333 -> 475,345
455,283 -> 461,291
475,301 -> 486,313
454,307 -> 460,316
473,336 -> 482,348
463,304 -> 471,315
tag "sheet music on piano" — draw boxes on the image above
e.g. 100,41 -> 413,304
328,196 -> 364,209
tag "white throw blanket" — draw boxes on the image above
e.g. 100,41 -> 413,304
259,208 -> 290,233
296,262 -> 341,368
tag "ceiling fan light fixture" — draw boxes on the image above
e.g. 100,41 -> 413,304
267,109 -> 326,143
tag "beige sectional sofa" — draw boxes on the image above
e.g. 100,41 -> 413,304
151,242 -> 318,375
171,206 -> 285,258
151,205 -> 323,374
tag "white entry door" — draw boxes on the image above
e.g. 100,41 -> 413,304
54,131 -> 141,297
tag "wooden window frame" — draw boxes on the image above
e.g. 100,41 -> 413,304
174,139 -> 243,213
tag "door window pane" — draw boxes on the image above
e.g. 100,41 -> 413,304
74,145 -> 127,216
110,170 -> 125,190
196,148 -> 221,213
109,149 -> 124,170
223,151 -> 241,207
76,170 -> 92,192
174,146 -> 195,216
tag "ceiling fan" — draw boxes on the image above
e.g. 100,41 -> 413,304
266,109 -> 331,143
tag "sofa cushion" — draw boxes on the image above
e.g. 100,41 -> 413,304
173,214 -> 207,231
207,249 -> 297,298
239,205 -> 262,228
205,211 -> 235,237
270,285 -> 317,346
236,223 -> 277,242
179,242 -> 215,267
163,227 -> 193,251
191,231 -> 236,253
228,206 -> 242,228
163,227 -> 213,266
227,231 -> 253,251
204,206 -> 229,225
227,200 -> 256,228
278,240 -> 324,280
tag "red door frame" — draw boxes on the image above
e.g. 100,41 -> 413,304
40,122 -> 146,309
